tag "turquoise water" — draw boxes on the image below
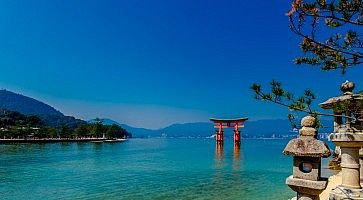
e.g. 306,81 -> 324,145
0,138 -> 333,200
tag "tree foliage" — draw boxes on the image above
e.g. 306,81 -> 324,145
251,81 -> 324,128
288,0 -> 363,73
251,0 -> 363,127
0,109 -> 131,139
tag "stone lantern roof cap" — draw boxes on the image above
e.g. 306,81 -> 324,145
283,137 -> 331,158
341,80 -> 355,94
319,81 -> 363,109
320,94 -> 363,109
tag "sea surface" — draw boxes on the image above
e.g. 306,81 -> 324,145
0,138 -> 334,200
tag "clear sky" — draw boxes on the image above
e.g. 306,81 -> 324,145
0,0 -> 362,129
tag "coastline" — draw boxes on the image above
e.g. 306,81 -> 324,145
0,137 -> 288,143
0,138 -> 127,144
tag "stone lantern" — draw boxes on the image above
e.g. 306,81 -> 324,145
320,81 -> 363,199
283,116 -> 331,200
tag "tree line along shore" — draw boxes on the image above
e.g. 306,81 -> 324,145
0,109 -> 132,141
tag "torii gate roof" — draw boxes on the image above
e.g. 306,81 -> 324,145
209,117 -> 248,123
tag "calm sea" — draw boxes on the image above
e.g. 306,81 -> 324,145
0,138 -> 334,200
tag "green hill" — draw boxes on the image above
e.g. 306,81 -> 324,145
0,89 -> 84,128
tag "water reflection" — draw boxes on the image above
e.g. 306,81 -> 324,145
213,142 -> 243,191
233,143 -> 240,161
215,143 -> 223,160
0,143 -> 46,155
214,142 -> 243,170
76,142 -> 87,151
213,143 -> 224,189
214,143 -> 224,170
231,143 -> 242,190
92,142 -> 106,154
233,143 -> 241,171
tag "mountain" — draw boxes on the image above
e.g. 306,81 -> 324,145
160,119 -> 333,138
243,119 -> 295,137
88,118 -> 120,126
161,122 -> 213,137
0,89 -> 84,128
0,89 -> 333,137
159,120 -> 296,138
0,90 -> 62,116
90,118 -> 334,138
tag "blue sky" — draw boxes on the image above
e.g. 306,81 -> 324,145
0,0 -> 362,129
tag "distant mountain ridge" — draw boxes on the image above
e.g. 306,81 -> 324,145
0,90 -> 63,116
0,90 -> 84,128
89,118 -> 334,138
0,89 -> 333,136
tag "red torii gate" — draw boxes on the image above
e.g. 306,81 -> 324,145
210,117 -> 248,145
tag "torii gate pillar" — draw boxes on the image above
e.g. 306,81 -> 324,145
216,123 -> 224,144
234,123 -> 241,144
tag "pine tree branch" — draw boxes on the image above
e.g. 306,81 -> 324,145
254,89 -> 354,120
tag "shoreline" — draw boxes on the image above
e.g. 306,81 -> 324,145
0,138 -> 127,144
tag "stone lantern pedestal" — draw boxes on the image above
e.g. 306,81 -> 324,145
320,81 -> 363,200
328,139 -> 363,199
283,116 -> 331,200
360,149 -> 363,182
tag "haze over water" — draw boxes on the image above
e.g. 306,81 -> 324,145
0,138 -> 334,199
